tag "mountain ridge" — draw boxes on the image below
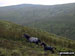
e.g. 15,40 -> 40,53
0,3 -> 75,8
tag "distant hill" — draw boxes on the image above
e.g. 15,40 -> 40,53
0,3 -> 75,40
0,20 -> 75,56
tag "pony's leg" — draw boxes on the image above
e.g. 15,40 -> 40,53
35,42 -> 40,48
38,39 -> 41,43
36,39 -> 41,45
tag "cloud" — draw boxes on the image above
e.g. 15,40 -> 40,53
0,0 -> 75,7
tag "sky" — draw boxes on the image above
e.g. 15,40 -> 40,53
0,0 -> 75,7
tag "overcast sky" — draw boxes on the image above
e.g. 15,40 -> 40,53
0,0 -> 75,7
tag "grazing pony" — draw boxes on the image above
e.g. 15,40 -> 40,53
23,34 -> 41,45
41,42 -> 56,53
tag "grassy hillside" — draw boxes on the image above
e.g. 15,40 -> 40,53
0,3 -> 75,40
0,20 -> 75,56
27,17 -> 75,40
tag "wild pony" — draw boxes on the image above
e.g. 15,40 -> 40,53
41,42 -> 56,53
23,34 -> 41,45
